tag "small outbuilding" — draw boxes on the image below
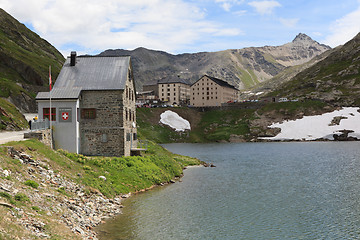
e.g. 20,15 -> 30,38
36,52 -> 137,157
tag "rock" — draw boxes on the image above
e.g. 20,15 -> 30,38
170,179 -> 176,183
98,176 -> 106,181
2,170 -> 10,177
73,226 -> 85,235
333,129 -> 357,141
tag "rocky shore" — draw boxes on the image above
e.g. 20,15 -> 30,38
0,147 -> 130,239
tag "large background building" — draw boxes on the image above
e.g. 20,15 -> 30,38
190,75 -> 239,107
36,52 -> 137,157
156,77 -> 191,105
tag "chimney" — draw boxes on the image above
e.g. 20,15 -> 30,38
70,51 -> 77,66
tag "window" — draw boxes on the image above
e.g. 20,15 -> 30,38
43,108 -> 56,121
133,133 -> 137,141
81,109 -> 96,119
126,133 -> 131,141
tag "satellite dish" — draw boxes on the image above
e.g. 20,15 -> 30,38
132,122 -> 136,128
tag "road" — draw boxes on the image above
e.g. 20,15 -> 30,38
0,130 -> 30,144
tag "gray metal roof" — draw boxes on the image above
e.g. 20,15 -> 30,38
36,56 -> 131,100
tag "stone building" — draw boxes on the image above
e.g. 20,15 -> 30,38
36,52 -> 137,157
190,75 -> 239,107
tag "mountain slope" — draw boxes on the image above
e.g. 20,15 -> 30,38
269,32 -> 360,106
100,33 -> 330,90
0,8 -> 64,112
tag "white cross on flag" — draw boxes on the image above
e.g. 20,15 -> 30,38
59,108 -> 72,122
62,112 -> 69,121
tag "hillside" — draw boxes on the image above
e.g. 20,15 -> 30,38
137,101 -> 334,143
269,32 -> 360,106
0,8 -> 64,113
100,33 -> 330,91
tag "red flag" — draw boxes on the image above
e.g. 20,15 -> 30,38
49,66 -> 52,91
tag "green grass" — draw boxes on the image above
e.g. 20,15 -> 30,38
0,98 -> 28,130
24,180 -> 39,189
195,109 -> 255,142
137,108 -> 190,143
14,193 -> 29,202
238,68 -> 259,88
57,140 -> 200,197
257,100 -> 327,115
4,139 -> 201,199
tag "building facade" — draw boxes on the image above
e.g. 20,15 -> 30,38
190,75 -> 239,107
36,52 -> 137,157
157,77 -> 190,105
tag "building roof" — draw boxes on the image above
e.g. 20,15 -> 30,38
192,75 -> 238,90
36,55 -> 131,100
158,76 -> 191,85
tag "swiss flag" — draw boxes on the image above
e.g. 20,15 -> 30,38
49,66 -> 52,91
62,112 -> 69,121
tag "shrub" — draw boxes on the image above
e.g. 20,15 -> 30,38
31,206 -> 40,211
24,180 -> 39,189
14,193 -> 29,202
0,191 -> 11,200
83,166 -> 92,171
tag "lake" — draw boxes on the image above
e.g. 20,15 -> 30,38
98,142 -> 360,239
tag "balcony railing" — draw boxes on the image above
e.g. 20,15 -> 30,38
30,119 -> 50,131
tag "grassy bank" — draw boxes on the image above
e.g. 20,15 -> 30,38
0,139 -> 201,239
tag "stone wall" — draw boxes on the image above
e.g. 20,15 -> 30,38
24,129 -> 52,147
80,90 -> 126,157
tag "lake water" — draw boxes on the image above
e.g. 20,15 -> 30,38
97,142 -> 360,239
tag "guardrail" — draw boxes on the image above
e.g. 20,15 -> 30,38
30,119 -> 50,131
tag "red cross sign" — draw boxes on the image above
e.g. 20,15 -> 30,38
62,112 -> 69,121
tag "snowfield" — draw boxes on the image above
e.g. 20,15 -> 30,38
160,110 -> 191,132
261,107 -> 360,141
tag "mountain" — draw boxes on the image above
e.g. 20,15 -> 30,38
0,8 -> 64,112
269,32 -> 360,106
100,33 -> 330,90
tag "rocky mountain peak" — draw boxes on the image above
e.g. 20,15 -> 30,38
292,33 -> 314,43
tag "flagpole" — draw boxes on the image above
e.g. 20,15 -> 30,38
49,65 -> 53,149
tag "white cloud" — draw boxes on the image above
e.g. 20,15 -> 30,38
1,0 -> 242,55
234,10 -> 247,16
324,5 -> 360,47
279,18 -> 299,28
248,0 -> 281,15
215,0 -> 244,12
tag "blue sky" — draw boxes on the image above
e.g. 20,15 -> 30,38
1,0 -> 360,56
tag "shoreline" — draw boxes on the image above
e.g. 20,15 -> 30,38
94,164 -> 206,239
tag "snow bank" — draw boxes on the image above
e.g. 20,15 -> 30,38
160,110 -> 191,132
261,107 -> 360,141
